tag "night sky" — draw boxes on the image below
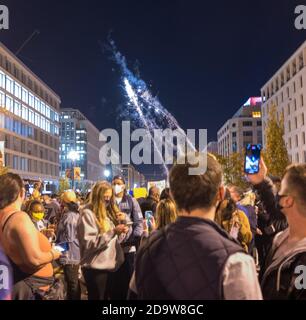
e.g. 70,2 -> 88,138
1,0 -> 306,177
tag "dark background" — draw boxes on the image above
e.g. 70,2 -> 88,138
1,0 -> 305,177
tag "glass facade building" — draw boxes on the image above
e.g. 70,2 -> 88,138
0,42 -> 61,189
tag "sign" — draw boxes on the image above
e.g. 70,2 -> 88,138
74,167 -> 81,180
133,187 -> 147,199
147,180 -> 166,194
0,141 -> 4,167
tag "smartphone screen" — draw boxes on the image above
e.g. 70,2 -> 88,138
145,211 -> 153,228
244,144 -> 261,174
54,242 -> 69,253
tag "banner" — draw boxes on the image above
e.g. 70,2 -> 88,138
74,167 -> 81,180
147,180 -> 166,193
0,141 -> 4,167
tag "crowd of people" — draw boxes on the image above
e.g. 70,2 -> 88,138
1,154 -> 306,300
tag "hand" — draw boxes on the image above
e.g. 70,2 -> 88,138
51,248 -> 61,260
246,158 -> 267,185
114,224 -> 129,235
149,216 -> 157,231
256,228 -> 263,236
143,219 -> 148,232
116,212 -> 126,222
42,228 -> 56,239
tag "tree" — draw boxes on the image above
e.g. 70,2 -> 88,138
263,105 -> 290,178
0,166 -> 8,176
216,153 -> 249,189
58,177 -> 70,194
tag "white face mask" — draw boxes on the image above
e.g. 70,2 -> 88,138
114,184 -> 125,195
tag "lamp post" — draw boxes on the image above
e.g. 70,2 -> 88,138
68,150 -> 79,190
104,168 -> 111,182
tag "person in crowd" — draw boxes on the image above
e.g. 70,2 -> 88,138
159,187 -> 173,202
42,194 -> 60,225
131,154 -> 262,300
0,173 -> 61,300
215,189 -> 252,252
78,181 -> 129,300
26,200 -> 48,232
142,198 -> 178,239
248,159 -> 306,299
248,164 -> 288,272
111,175 -> 143,299
56,190 -> 81,300
140,186 -> 160,218
0,245 -> 12,300
239,190 -> 258,254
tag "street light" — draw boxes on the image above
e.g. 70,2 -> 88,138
68,150 -> 79,189
104,169 -> 111,178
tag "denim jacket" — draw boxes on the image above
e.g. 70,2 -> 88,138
56,210 -> 81,265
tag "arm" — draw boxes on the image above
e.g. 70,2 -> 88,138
12,214 -> 59,271
223,252 -> 263,300
78,210 -> 115,253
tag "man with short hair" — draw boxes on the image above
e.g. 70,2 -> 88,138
133,154 -> 262,300
140,186 -> 160,217
248,159 -> 306,299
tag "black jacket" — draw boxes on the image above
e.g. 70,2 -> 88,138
261,229 -> 306,300
135,216 -> 244,300
140,196 -> 158,218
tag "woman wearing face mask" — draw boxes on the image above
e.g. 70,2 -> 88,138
78,181 -> 129,300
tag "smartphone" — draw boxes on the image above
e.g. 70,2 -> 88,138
244,144 -> 261,174
145,211 -> 153,229
54,242 -> 69,253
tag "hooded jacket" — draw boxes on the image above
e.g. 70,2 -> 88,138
261,228 -> 306,300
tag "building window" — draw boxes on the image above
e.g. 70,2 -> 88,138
14,82 -> 21,100
232,132 -> 237,138
281,92 -> 284,102
296,153 -> 299,163
288,120 -> 291,132
0,71 -> 5,89
302,113 -> 305,126
6,76 -> 14,94
301,76 -> 303,88
13,156 -> 19,170
302,132 -> 306,145
288,104 -> 290,116
243,121 -> 253,127
294,99 -> 297,111
14,101 -> 21,117
22,105 -> 28,121
287,87 -> 289,98
243,131 -> 253,137
22,87 -> 28,104
34,97 -> 40,112
257,120 -> 262,126
293,81 -> 296,93
301,94 -> 304,107
29,92 -> 34,108
296,134 -> 299,147
295,117 -> 298,129
5,95 -> 14,113
289,137 -> 292,149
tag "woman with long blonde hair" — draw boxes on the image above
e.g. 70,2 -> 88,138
78,181 -> 129,300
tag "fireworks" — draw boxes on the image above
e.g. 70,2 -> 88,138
107,39 -> 196,175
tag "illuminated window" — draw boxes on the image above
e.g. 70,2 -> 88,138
41,102 -> 46,116
0,71 -> 5,89
35,113 -> 40,127
22,88 -> 28,104
55,112 -> 59,122
22,105 -> 28,121
5,95 -> 14,112
34,97 -> 40,112
14,101 -> 21,117
46,105 -> 51,118
14,83 -> 21,100
6,76 -> 14,94
0,90 -> 5,108
46,120 -> 50,133
29,92 -> 34,108
41,116 -> 46,131
252,111 -> 261,118
29,110 -> 34,124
